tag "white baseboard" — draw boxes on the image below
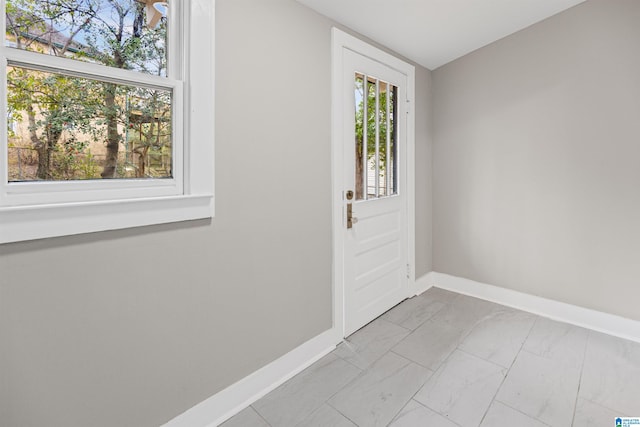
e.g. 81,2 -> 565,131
413,272 -> 435,296
163,273 -> 434,427
163,271 -> 640,427
162,329 -> 339,427
432,272 -> 640,344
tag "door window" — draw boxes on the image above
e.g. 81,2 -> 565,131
354,73 -> 398,200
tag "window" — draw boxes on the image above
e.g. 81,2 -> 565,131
0,0 -> 214,243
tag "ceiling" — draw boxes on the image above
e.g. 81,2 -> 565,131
296,0 -> 586,70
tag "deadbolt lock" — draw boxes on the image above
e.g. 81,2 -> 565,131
347,203 -> 358,229
346,190 -> 354,200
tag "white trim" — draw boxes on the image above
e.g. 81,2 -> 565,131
162,329 -> 339,427
330,28 -> 346,338
405,63 -> 417,295
3,47 -> 178,89
331,28 -> 416,338
1,194 -> 213,243
0,0 -> 215,243
187,0 -> 216,199
413,272 -> 435,296
162,272 -> 640,427
432,272 -> 640,344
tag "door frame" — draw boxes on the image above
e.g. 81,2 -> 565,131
331,28 -> 416,339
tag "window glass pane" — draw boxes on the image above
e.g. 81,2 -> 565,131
390,84 -> 398,195
7,65 -> 172,181
5,0 -> 168,76
366,77 -> 376,199
379,80 -> 388,197
354,73 -> 365,200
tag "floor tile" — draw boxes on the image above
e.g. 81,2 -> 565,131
414,350 -> 506,427
430,294 -> 505,332
579,332 -> 640,415
227,291 -> 640,427
458,308 -> 537,368
523,317 -> 588,365
480,401 -> 548,427
295,404 -> 356,427
391,317 -> 466,371
221,407 -> 270,427
328,352 -> 432,427
389,400 -> 459,427
333,318 -> 411,370
496,350 -> 581,427
419,287 -> 460,305
382,296 -> 445,330
252,353 -> 361,427
573,398 -> 626,427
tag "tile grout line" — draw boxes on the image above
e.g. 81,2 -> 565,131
381,354 -> 438,427
321,349 -> 371,426
331,345 -> 367,371
392,318 -> 480,426
249,404 -> 273,427
578,396 -> 630,419
455,347 -> 512,371
323,360 -> 365,403
493,400 -> 554,427
332,350 -> 435,427
231,291 -> 638,427
249,352 -> 362,427
388,297 -> 473,373
385,299 -> 454,349
474,314 -> 540,427
386,384 -> 463,427
570,329 -> 591,427
325,400 -> 360,427
327,313 -> 431,426
407,400 -> 464,427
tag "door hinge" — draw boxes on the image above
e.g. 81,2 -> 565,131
406,264 -> 411,279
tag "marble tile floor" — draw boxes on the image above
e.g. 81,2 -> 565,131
222,288 -> 640,427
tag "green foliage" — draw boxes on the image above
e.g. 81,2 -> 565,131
355,77 -> 395,170
5,0 -> 170,180
78,150 -> 100,179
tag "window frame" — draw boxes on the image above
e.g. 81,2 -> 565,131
0,0 -> 215,244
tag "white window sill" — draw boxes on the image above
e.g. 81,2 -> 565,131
0,194 -> 213,244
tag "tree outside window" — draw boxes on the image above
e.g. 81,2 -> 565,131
5,0 -> 172,181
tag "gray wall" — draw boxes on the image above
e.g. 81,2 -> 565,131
433,0 -> 640,321
0,0 -> 432,425
415,66 -> 434,277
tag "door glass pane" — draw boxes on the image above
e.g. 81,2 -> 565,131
354,73 -> 398,200
7,65 -> 172,181
390,84 -> 398,195
354,73 -> 365,200
366,77 -> 376,199
379,81 -> 388,197
4,0 -> 169,77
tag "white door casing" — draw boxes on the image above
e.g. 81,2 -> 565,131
332,29 -> 416,338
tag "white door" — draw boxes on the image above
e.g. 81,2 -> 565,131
340,47 -> 410,336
